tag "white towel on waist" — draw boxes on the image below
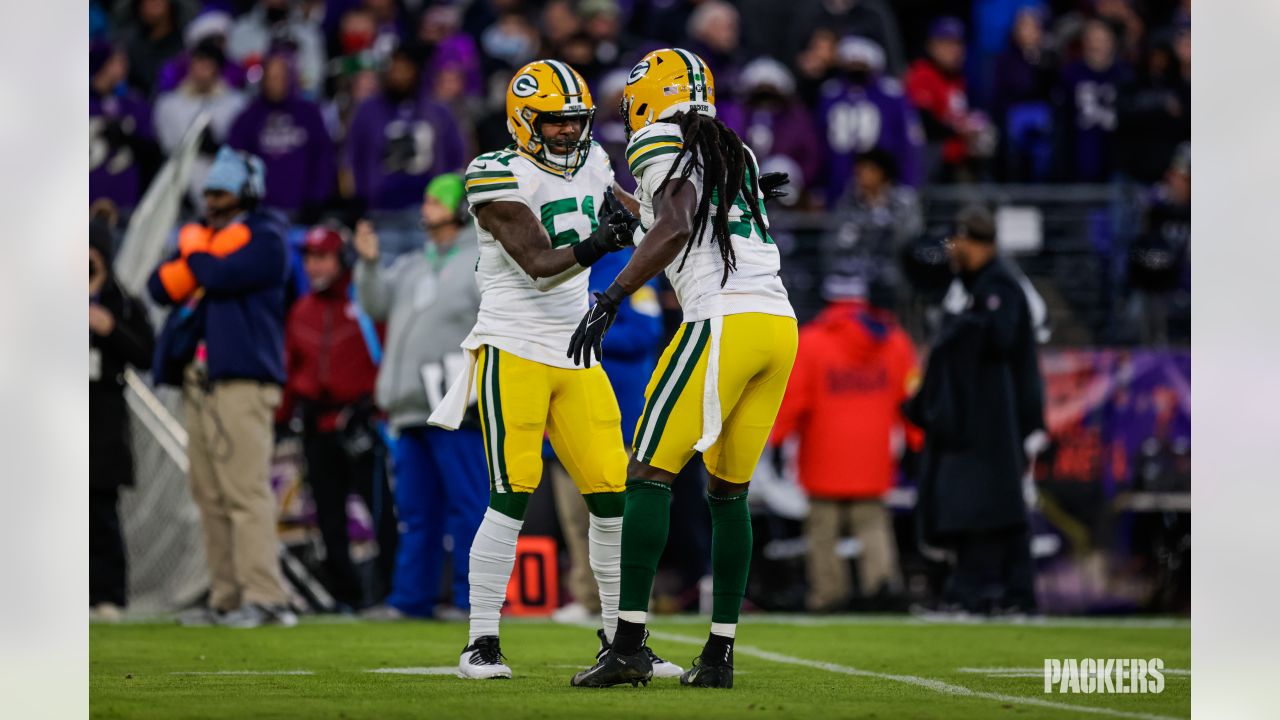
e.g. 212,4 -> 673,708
693,316 -> 724,452
427,348 -> 479,430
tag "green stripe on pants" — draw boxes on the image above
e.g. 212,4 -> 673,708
634,323 -> 695,457
490,348 -> 510,492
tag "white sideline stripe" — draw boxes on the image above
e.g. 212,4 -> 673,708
645,614 -> 1189,630
547,663 -> 750,675
366,667 -> 457,676
959,667 -> 1191,677
169,670 -> 314,676
647,631 -> 1185,720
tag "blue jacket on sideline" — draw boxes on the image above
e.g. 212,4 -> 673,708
147,211 -> 288,386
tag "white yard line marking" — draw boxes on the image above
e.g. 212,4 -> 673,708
366,667 -> 458,675
169,670 -> 314,676
959,667 -> 1190,677
648,631 -> 1185,720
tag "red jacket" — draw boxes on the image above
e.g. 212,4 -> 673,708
770,301 -> 921,500
281,272 -> 380,432
904,58 -> 970,165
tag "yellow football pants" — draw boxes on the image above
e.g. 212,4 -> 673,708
632,312 -> 798,484
475,345 -> 628,495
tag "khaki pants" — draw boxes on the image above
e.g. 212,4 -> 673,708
183,365 -> 288,610
548,459 -> 600,613
805,499 -> 901,611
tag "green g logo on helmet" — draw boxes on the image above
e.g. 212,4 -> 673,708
626,61 -> 650,85
512,73 -> 539,98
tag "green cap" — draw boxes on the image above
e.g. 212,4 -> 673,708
425,173 -> 465,214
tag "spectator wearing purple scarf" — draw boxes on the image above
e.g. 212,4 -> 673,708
228,51 -> 335,222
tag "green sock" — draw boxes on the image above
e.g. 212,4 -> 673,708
618,478 -> 672,612
708,490 -> 753,624
488,491 -> 530,521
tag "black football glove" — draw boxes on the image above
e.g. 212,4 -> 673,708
759,172 -> 791,204
567,285 -> 625,368
574,188 -> 639,266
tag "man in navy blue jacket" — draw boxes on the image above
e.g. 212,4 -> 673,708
148,147 -> 294,628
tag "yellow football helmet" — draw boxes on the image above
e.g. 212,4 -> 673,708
619,48 -> 717,139
506,59 -> 595,173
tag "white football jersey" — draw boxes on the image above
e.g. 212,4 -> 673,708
461,143 -> 615,368
626,121 -> 794,323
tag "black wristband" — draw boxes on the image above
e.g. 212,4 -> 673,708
573,236 -> 609,267
599,282 -> 628,308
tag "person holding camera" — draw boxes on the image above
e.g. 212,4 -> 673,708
353,174 -> 488,619
279,225 -> 398,610
90,219 -> 155,621
147,146 -> 294,628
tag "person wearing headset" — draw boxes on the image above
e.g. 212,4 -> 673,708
148,146 -> 295,628
277,225 -> 399,612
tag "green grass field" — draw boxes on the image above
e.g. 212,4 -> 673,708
90,616 -> 1189,719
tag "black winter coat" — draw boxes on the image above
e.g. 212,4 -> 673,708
906,258 -> 1045,544
90,277 -> 155,489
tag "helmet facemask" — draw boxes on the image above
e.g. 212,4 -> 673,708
532,108 -> 596,174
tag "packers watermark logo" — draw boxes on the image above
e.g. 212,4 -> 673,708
627,61 -> 650,85
512,73 -> 539,98
1044,658 -> 1165,694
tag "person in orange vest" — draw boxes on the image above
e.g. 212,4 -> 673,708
770,275 -> 920,612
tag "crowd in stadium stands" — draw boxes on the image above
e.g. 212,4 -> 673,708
90,0 -> 1191,216
88,0 -> 1190,621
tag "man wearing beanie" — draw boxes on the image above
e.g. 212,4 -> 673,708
147,146 -> 294,628
353,174 -> 488,620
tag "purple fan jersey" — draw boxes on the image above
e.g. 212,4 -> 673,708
719,101 -> 823,196
1057,61 -> 1129,182
90,91 -> 152,209
228,96 -> 335,213
816,76 -> 925,206
345,94 -> 466,212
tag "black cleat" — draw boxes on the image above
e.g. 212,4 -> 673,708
594,628 -> 685,678
679,650 -> 734,688
571,647 -> 653,688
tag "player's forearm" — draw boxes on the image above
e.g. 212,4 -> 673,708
478,201 -> 580,280
517,246 -> 581,279
609,221 -> 686,295
607,180 -> 696,296
531,263 -> 588,291
611,181 -> 640,216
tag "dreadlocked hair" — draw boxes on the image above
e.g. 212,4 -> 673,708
656,112 -> 767,287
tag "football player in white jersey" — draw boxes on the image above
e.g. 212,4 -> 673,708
569,48 -> 796,689
425,59 -> 679,681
